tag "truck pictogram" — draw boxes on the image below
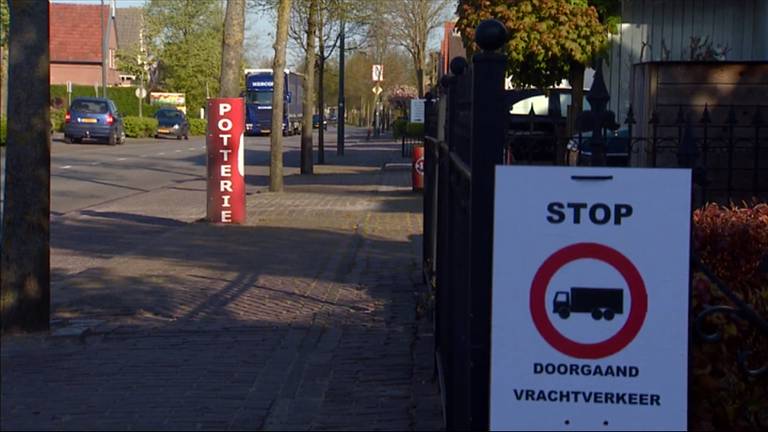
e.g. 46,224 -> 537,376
553,287 -> 624,321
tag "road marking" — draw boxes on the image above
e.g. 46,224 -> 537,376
158,152 -> 166,155
175,150 -> 182,153
117,158 -> 127,161
61,165 -> 72,169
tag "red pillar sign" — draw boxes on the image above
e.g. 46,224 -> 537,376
412,144 -> 425,191
207,98 -> 246,224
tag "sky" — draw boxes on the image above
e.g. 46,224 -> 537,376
53,0 -> 451,69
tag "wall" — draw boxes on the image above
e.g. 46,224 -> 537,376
50,63 -> 120,87
606,0 -> 768,121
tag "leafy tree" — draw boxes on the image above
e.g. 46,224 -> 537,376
144,0 -> 224,114
0,0 -> 7,47
456,0 -> 608,90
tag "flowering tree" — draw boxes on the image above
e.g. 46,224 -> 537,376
456,0 -> 608,89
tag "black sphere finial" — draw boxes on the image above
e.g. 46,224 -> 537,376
449,57 -> 468,76
475,19 -> 507,52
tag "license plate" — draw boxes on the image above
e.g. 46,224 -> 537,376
158,128 -> 170,133
80,118 -> 97,123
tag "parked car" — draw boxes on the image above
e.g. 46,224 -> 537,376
567,128 -> 631,166
64,97 -> 125,145
154,108 -> 189,140
312,114 -> 327,130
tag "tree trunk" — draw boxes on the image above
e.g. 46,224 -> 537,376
270,0 -> 292,192
300,0 -> 318,174
1,0 -> 50,334
416,67 -> 424,98
219,0 -> 245,98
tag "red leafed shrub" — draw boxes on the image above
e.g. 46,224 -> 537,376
690,202 -> 768,431
693,202 -> 768,287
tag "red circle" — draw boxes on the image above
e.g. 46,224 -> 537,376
414,158 -> 425,175
529,242 -> 647,359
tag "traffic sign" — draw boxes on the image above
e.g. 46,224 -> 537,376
372,85 -> 383,96
372,64 -> 383,82
491,166 -> 691,431
135,87 -> 147,99
414,157 -> 424,175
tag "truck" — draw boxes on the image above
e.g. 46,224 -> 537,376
552,287 -> 624,321
244,68 -> 303,136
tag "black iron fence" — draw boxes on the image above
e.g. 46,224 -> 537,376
423,19 -> 767,431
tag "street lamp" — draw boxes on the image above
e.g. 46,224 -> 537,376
337,15 -> 345,155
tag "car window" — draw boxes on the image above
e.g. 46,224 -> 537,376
510,95 -> 550,115
558,94 -> 591,117
157,110 -> 183,120
71,100 -> 109,114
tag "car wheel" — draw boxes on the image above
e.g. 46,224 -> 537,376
119,130 -> 126,145
108,130 -> 117,146
184,134 -> 189,140
177,134 -> 182,140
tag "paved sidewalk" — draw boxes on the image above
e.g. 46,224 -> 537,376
1,134 -> 443,430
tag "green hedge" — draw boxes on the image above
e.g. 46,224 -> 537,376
123,116 -> 158,138
51,85 -> 160,117
189,118 -> 207,136
406,122 -> 425,138
392,119 -> 424,139
392,118 -> 408,139
51,108 -> 66,133
0,117 -> 6,146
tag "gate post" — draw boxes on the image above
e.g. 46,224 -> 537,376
468,19 -> 508,431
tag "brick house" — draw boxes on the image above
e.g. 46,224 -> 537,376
50,3 -> 119,87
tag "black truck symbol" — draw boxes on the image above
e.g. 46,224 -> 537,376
553,287 -> 624,321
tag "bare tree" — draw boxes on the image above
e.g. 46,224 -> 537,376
386,0 -> 450,97
219,0 -> 246,97
1,0 -> 50,333
270,0 -> 292,191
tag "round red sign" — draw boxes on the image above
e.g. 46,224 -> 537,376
529,242 -> 647,359
414,157 -> 425,175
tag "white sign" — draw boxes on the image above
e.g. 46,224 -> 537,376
135,87 -> 147,99
372,64 -> 383,82
410,98 -> 425,124
66,81 -> 72,93
491,166 -> 691,431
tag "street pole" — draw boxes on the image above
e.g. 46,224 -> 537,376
138,75 -> 143,118
337,16 -> 345,156
101,0 -> 105,97
316,0 -> 325,164
101,0 -> 113,98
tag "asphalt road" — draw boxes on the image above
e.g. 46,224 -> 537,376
1,128 -> 343,220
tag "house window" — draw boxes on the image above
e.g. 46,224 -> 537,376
109,49 -> 116,69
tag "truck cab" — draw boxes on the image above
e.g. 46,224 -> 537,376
244,68 -> 303,136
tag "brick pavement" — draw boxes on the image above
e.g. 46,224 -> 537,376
1,135 -> 443,430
